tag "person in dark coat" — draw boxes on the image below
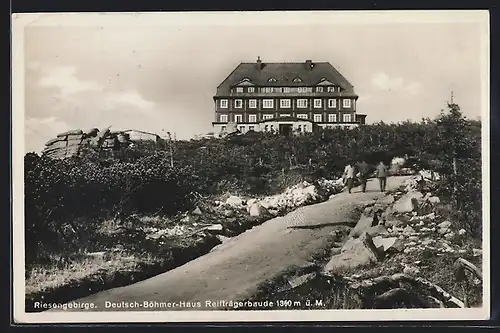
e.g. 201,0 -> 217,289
376,160 -> 389,192
357,159 -> 370,193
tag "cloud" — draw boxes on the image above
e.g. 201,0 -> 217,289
371,71 -> 422,95
38,66 -> 103,96
104,90 -> 155,111
25,116 -> 72,153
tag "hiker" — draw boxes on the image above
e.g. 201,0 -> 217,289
376,160 -> 389,192
343,161 -> 356,194
357,159 -> 370,193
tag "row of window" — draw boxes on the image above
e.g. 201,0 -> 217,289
234,86 -> 340,93
221,123 -> 343,134
220,98 -> 352,109
219,113 -> 353,123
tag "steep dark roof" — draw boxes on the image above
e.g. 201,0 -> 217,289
216,61 -> 356,96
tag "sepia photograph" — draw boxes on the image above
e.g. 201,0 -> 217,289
12,10 -> 490,323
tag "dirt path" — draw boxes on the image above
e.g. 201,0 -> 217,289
60,176 -> 410,312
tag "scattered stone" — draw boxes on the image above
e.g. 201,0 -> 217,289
385,219 -> 403,228
422,239 -> 434,246
330,247 -> 342,256
180,215 -> 191,223
406,241 -> 417,247
473,248 -> 482,257
286,272 -> 317,289
216,234 -> 231,242
324,233 -> 381,274
214,200 -> 221,206
427,196 -> 441,204
393,192 -> 423,213
372,236 -> 404,253
365,224 -> 389,237
438,228 -> 448,235
249,203 -> 269,217
403,265 -> 420,275
414,260 -> 422,265
207,224 -> 223,231
444,232 -> 455,240
403,247 -> 412,254
377,195 -> 395,205
458,249 -> 467,254
438,221 -> 452,229
403,225 -> 416,235
223,209 -> 235,217
349,214 -> 376,238
408,236 -> 419,241
226,195 -> 244,207
458,229 -> 466,236
192,207 -> 203,215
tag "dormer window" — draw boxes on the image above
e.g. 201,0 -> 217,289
236,87 -> 243,93
293,77 -> 302,83
248,87 -> 255,93
316,87 -> 323,93
327,86 -> 335,92
268,77 -> 277,83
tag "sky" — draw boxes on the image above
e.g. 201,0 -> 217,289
20,12 -> 488,153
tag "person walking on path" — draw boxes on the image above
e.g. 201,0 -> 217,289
343,161 -> 356,194
376,160 -> 389,192
357,159 -> 370,193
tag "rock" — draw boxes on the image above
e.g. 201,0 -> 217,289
458,229 -> 466,236
246,198 -> 258,209
408,236 -> 419,241
249,203 -> 269,217
372,236 -> 404,253
473,248 -> 482,256
422,238 -> 434,246
403,265 -> 420,275
330,247 -> 342,256
349,214 -> 375,238
192,207 -> 203,215
323,233 -> 381,274
427,196 -> 441,204
226,195 -> 244,207
438,221 -> 452,229
365,224 -> 388,237
377,195 -> 395,205
180,215 -> 191,223
406,241 -> 417,247
223,209 -> 235,217
216,234 -> 231,242
385,219 -> 403,228
444,232 -> 455,240
329,194 -> 337,200
207,224 -> 223,231
403,247 -> 412,254
438,228 -> 448,235
403,225 -> 416,235
393,192 -> 423,213
286,272 -> 317,289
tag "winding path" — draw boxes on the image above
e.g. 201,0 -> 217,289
60,176 -> 410,312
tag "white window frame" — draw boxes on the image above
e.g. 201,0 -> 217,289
297,99 -> 308,108
234,99 -> 243,108
280,114 -> 291,117
238,125 -> 246,132
343,114 -> 352,123
327,86 -> 335,92
316,87 -> 323,93
328,114 -> 336,122
343,99 -> 352,108
297,114 -> 308,119
249,125 -> 255,131
234,114 -> 243,123
280,99 -> 291,108
263,99 -> 274,109
236,87 -> 243,93
248,114 -> 257,122
314,99 -> 322,108
221,125 -> 226,132
247,87 -> 255,93
249,99 -> 257,108
220,99 -> 228,108
313,114 -> 322,122
328,99 -> 336,108
220,114 -> 228,122
262,114 -> 274,120
284,87 -> 291,93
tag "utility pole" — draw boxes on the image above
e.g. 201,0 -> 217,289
166,131 -> 174,167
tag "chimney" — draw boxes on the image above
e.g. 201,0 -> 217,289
305,59 -> 313,70
256,56 -> 262,70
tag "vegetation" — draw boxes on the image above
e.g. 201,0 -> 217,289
23,103 -> 482,307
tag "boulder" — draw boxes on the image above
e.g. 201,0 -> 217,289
223,209 -> 235,217
372,236 -> 404,253
226,195 -> 244,207
330,247 -> 342,256
192,207 -> 203,215
365,224 -> 389,237
458,229 -> 466,236
403,265 -> 420,275
438,221 -> 452,229
349,214 -> 376,238
393,192 -> 423,213
216,234 -> 231,242
207,224 -> 223,231
403,225 -> 416,235
286,272 -> 317,289
377,195 -> 395,205
427,196 -> 441,204
249,203 -> 269,217
57,129 -> 83,137
323,232 -> 381,274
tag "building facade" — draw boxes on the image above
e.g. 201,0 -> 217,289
212,58 -> 366,135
